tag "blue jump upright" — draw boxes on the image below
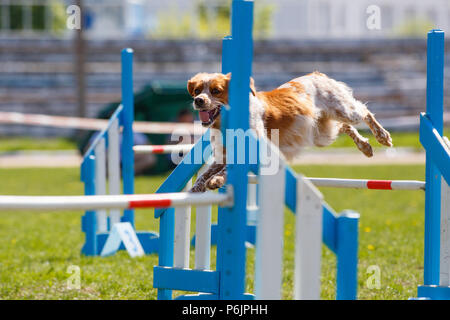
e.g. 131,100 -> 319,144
153,0 -> 255,300
417,30 -> 450,299
80,49 -> 159,256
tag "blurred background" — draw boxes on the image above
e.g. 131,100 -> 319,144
0,0 -> 449,171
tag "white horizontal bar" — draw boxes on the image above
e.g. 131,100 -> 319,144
0,192 -> 232,211
390,180 -> 426,190
248,174 -> 424,190
308,178 -> 425,190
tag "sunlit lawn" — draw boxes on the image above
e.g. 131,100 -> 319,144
0,164 -> 425,300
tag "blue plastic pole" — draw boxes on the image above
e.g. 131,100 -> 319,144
216,35 -> 232,295
222,36 -> 233,75
156,208 -> 175,300
81,155 -> 97,255
217,0 -> 254,300
121,48 -> 135,226
336,211 -> 359,300
221,35 -> 232,140
423,29 -> 444,286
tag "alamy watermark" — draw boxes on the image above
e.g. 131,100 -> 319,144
366,265 -> 381,289
65,4 -> 382,32
366,5 -> 381,31
66,265 -> 81,290
66,5 -> 81,30
169,126 -> 282,176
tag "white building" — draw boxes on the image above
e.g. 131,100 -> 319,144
1,0 -> 449,39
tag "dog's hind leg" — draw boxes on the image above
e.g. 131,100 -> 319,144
312,74 -> 393,148
325,97 -> 392,148
339,124 -> 373,157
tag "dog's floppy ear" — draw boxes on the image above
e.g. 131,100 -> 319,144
187,79 -> 195,97
250,77 -> 256,96
224,72 -> 231,89
223,72 -> 231,88
223,73 -> 255,96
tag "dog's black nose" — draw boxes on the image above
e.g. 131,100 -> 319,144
195,97 -> 204,107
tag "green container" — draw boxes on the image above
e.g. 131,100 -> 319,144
77,81 -> 195,175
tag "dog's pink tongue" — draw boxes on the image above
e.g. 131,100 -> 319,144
199,111 -> 210,123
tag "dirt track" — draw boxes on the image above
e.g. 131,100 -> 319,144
0,151 -> 81,168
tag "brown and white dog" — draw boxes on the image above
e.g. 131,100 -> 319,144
187,71 -> 393,192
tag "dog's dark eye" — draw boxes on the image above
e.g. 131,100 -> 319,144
194,88 -> 201,95
211,88 -> 221,95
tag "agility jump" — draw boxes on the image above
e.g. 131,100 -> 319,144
150,10 -> 449,301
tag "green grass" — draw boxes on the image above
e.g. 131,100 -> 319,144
0,165 -> 425,299
0,137 -> 77,152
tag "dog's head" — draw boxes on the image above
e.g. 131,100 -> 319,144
187,72 -> 256,127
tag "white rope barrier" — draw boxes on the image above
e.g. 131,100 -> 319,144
0,111 -> 206,135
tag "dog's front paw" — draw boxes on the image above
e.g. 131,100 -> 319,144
206,175 -> 226,190
189,183 -> 206,193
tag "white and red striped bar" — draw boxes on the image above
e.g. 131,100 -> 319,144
0,192 -> 231,211
0,111 -> 206,135
133,144 -> 195,155
247,174 -> 424,190
307,178 -> 425,190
